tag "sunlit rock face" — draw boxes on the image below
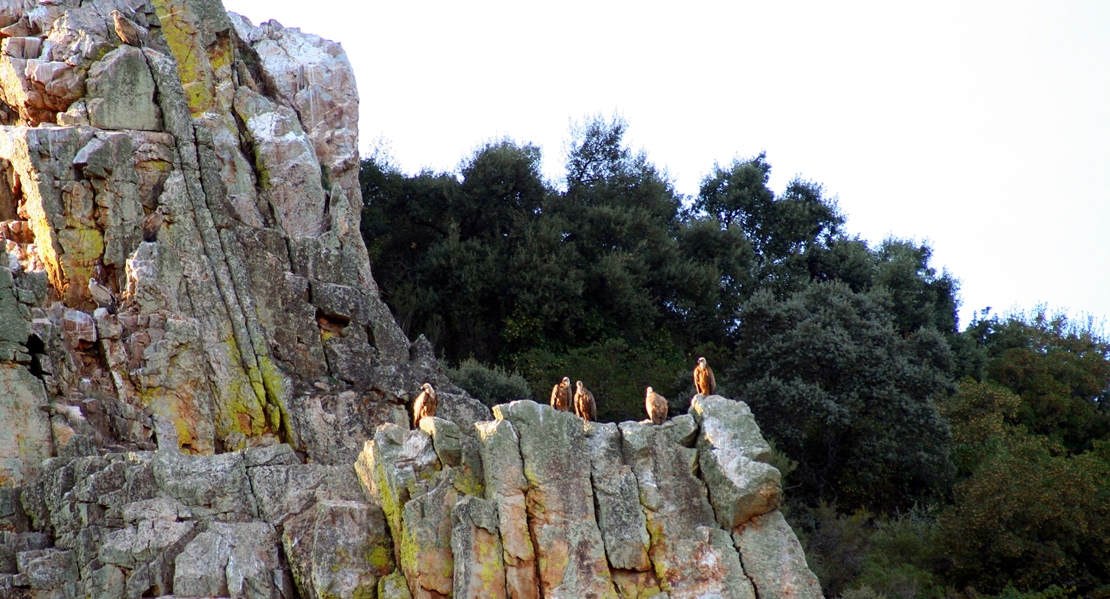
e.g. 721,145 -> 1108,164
0,0 -> 822,597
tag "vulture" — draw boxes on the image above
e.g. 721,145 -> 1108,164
111,10 -> 148,47
87,277 -> 117,314
573,380 -> 596,422
645,387 -> 669,425
693,357 -> 717,396
412,382 -> 438,428
141,210 -> 164,242
550,377 -> 572,412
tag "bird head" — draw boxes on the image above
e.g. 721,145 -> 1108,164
110,9 -> 120,17
646,386 -> 653,395
698,357 -> 707,367
576,380 -> 584,391
562,376 -> 570,387
421,383 -> 435,397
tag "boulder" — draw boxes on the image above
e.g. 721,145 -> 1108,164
690,395 -> 781,528
85,46 -> 161,131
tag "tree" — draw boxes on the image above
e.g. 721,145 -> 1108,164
732,281 -> 956,513
938,382 -> 1110,596
966,309 -> 1110,453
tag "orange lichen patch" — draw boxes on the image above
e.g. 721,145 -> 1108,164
236,411 -> 252,434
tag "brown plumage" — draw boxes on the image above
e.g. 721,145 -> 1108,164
412,382 -> 437,428
573,380 -> 596,422
111,10 -> 148,47
87,277 -> 117,313
693,357 -> 716,396
645,387 -> 668,425
141,210 -> 164,242
550,376 -> 572,412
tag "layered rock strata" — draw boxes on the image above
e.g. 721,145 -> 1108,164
0,0 -> 824,596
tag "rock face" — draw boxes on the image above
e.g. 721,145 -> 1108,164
0,0 -> 823,597
361,398 -> 821,599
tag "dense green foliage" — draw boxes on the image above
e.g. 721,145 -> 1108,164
444,358 -> 532,407
360,116 -> 1110,598
733,282 -> 956,512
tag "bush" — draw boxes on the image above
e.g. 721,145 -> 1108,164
446,358 -> 533,407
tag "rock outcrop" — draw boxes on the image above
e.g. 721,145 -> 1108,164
362,398 -> 822,599
0,0 -> 823,597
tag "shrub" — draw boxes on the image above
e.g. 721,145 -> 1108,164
446,358 -> 533,407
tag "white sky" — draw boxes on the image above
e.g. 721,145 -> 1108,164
223,0 -> 1110,331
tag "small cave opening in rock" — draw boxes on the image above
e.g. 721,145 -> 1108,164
26,334 -> 46,378
365,323 -> 376,348
316,308 -> 350,337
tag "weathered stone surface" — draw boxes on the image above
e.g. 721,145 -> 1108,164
660,413 -> 698,447
15,547 -> 75,590
691,395 -> 781,528
287,390 -> 409,466
282,499 -> 393,599
85,46 -> 161,132
610,568 -> 664,599
475,419 -> 538,599
151,450 -> 255,519
98,520 -> 194,570
451,495 -> 506,599
584,422 -> 650,572
249,462 -> 365,525
398,473 -> 458,598
690,395 -> 772,462
173,530 -> 231,597
733,510 -> 823,599
0,365 -> 52,486
378,569 -> 414,599
619,420 -> 756,599
84,564 -> 125,599
420,417 -> 462,467
421,416 -> 483,496
495,400 -> 617,599
232,85 -> 326,239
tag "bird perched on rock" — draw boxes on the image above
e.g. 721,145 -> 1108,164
645,387 -> 668,425
88,276 -> 117,314
111,10 -> 148,47
693,357 -> 716,396
574,380 -> 596,422
141,210 -> 164,242
412,382 -> 437,428
550,377 -> 572,412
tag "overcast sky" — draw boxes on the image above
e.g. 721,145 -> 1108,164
222,0 -> 1110,331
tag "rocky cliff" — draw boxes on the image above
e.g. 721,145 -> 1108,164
0,0 -> 823,597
